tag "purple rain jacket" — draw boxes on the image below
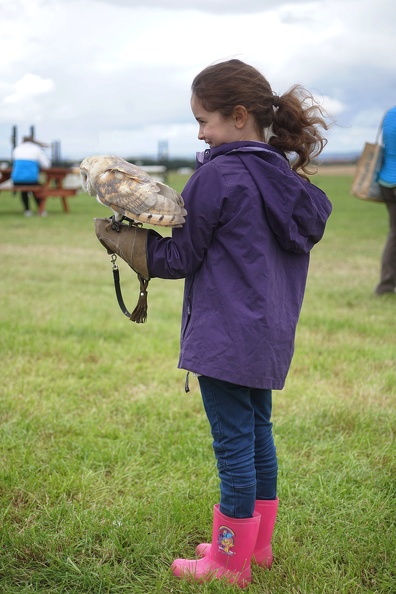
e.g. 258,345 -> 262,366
147,141 -> 332,390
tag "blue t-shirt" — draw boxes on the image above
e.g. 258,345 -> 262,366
379,106 -> 396,186
11,159 -> 40,184
11,140 -> 51,184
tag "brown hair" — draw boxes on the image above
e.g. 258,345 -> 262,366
191,59 -> 329,175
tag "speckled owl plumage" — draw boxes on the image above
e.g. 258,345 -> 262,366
80,155 -> 187,227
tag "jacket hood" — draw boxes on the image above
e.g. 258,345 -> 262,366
198,142 -> 332,254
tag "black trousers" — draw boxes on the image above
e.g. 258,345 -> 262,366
13,182 -> 42,212
376,185 -> 396,294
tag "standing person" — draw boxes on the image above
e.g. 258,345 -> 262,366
95,58 -> 332,587
375,106 -> 396,295
11,135 -> 51,216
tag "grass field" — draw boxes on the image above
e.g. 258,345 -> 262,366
0,171 -> 395,593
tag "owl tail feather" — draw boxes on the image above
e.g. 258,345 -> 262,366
130,275 -> 149,324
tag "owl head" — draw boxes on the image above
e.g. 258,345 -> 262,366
80,155 -> 121,196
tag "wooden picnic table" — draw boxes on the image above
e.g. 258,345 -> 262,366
0,166 -> 81,213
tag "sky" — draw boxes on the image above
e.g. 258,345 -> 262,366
1,0 -> 395,163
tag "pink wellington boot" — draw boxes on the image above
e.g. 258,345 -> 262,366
171,504 -> 260,588
196,498 -> 279,568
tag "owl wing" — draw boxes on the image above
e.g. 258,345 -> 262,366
96,158 -> 186,228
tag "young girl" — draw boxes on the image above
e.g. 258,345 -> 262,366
96,59 -> 332,588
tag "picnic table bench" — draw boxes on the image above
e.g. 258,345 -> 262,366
0,166 -> 82,213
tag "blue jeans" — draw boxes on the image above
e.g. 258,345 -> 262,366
198,375 -> 278,519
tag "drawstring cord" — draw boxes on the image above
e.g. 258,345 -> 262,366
185,371 -> 190,393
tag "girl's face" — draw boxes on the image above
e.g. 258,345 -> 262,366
191,95 -> 242,148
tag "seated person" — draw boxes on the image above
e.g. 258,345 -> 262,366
11,136 -> 51,216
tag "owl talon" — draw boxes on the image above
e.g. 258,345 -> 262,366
111,218 -> 122,232
105,215 -> 141,233
122,215 -> 140,227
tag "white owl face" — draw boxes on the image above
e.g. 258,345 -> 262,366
80,156 -> 102,196
80,155 -> 118,196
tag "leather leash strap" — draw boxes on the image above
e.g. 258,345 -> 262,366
112,265 -> 132,318
110,253 -> 149,323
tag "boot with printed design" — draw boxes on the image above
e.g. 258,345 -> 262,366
171,504 -> 261,588
195,498 -> 279,568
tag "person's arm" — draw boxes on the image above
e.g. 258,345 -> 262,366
38,149 -> 51,169
147,164 -> 225,279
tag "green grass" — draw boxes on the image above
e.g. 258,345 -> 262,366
0,173 -> 394,593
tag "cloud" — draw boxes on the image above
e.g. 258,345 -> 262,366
4,74 -> 54,104
83,0 -> 315,14
0,0 -> 395,161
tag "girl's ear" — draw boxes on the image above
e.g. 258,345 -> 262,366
233,105 -> 249,128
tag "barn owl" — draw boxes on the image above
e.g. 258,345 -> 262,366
80,155 -> 187,227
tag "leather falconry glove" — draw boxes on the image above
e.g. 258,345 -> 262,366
94,217 -> 160,323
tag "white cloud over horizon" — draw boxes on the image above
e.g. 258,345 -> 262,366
0,0 -> 395,162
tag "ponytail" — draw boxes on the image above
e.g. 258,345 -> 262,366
269,85 -> 330,175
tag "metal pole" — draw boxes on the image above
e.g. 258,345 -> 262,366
11,126 -> 17,160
